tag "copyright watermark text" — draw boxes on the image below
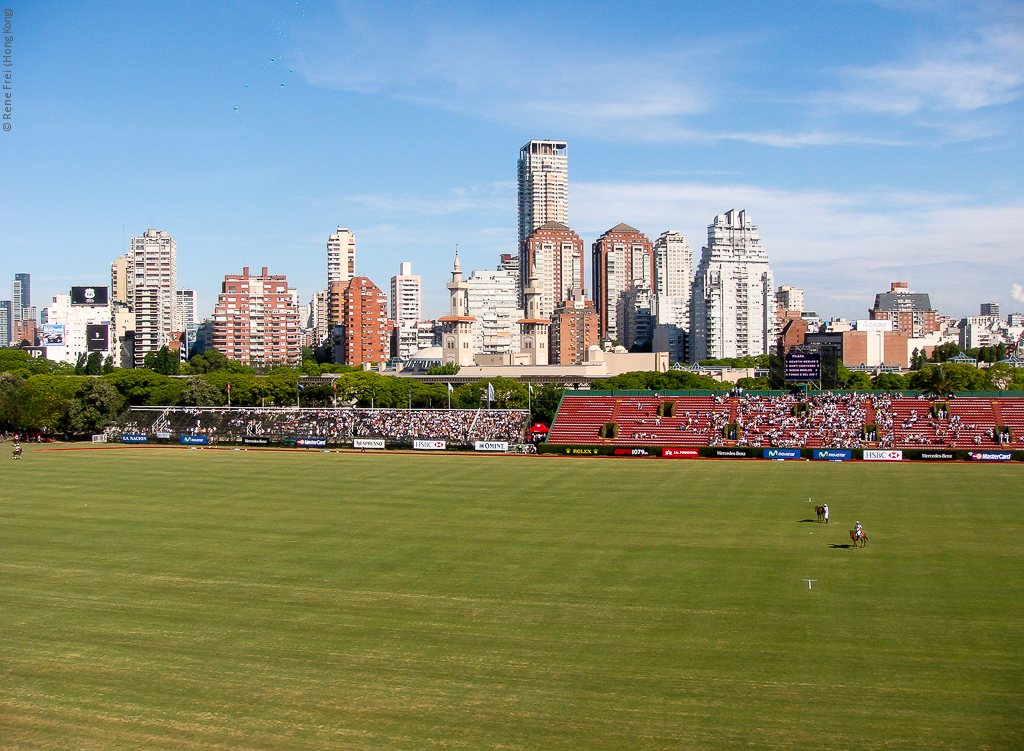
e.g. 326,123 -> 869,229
3,8 -> 12,131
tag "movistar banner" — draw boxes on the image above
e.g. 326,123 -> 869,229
812,449 -> 852,461
764,448 -> 801,460
180,435 -> 208,445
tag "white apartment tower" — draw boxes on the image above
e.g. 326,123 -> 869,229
653,231 -> 693,330
127,229 -> 177,368
776,285 -> 804,313
327,227 -> 356,285
517,140 -> 568,243
465,268 -> 524,355
691,210 -> 775,361
390,262 -> 422,324
174,289 -> 198,348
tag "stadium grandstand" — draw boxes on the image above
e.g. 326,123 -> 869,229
546,391 -> 1024,450
103,407 -> 528,446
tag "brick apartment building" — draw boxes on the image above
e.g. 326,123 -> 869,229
212,267 -> 300,366
331,276 -> 392,366
869,282 -> 940,337
549,288 -> 599,364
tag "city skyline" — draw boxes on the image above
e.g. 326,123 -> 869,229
2,1 -> 1022,323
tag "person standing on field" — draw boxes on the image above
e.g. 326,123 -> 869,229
823,504 -> 829,524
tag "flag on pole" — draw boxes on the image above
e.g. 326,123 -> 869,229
226,383 -> 231,393
297,383 -> 305,391
487,382 -> 495,402
332,382 -> 337,395
528,383 -> 534,396
447,383 -> 453,394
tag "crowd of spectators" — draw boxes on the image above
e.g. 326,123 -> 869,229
710,392 -> 873,448
104,407 -> 528,446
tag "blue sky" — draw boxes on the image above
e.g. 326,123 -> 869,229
2,0 -> 1022,321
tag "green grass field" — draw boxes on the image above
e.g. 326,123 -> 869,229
1,445 -> 1022,750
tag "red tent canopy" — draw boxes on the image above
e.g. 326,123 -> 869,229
529,422 -> 550,433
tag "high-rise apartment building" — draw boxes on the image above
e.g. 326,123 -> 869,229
652,231 -> 693,330
174,289 -> 198,349
980,302 -> 1000,319
0,301 -> 10,347
518,140 -> 568,243
332,277 -> 391,366
111,256 -> 131,305
550,288 -> 599,364
691,210 -> 775,361
519,221 -> 585,320
311,289 -> 330,347
868,282 -> 940,338
591,224 -> 654,341
127,229 -> 177,368
327,227 -> 356,286
776,285 -> 804,313
619,285 -> 655,351
11,273 -> 30,321
212,267 -> 300,366
465,268 -> 524,355
389,262 -> 423,361
390,262 -> 421,324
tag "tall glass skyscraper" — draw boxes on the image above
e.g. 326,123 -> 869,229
517,140 -> 568,244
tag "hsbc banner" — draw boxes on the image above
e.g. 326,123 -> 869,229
354,438 -> 386,450
662,448 -> 699,459
613,447 -> 649,457
864,450 -> 903,461
180,435 -> 208,445
413,440 -> 446,451
296,438 -> 327,447
474,441 -> 509,452
969,451 -> 1012,462
813,449 -> 852,461
121,434 -> 148,443
764,448 -> 801,460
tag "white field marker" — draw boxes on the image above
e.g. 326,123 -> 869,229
801,579 -> 817,590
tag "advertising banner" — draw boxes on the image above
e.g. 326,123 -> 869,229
864,450 -> 903,461
180,435 -> 208,445
242,437 -> 269,445
354,438 -> 386,450
812,449 -> 852,461
713,448 -> 752,458
474,441 -> 509,452
662,448 -> 699,458
764,448 -> 801,460
562,447 -> 601,455
71,286 -> 109,306
296,438 -> 328,447
121,434 -> 148,443
156,432 -> 172,439
968,451 -> 1012,462
918,451 -> 955,461
41,324 -> 65,345
785,351 -> 821,381
413,440 -> 446,450
612,447 -> 649,457
86,324 -> 109,352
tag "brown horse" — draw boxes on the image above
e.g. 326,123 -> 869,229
815,505 -> 826,522
850,529 -> 867,548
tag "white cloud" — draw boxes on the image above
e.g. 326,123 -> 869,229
836,27 -> 1024,115
1012,283 -> 1024,304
